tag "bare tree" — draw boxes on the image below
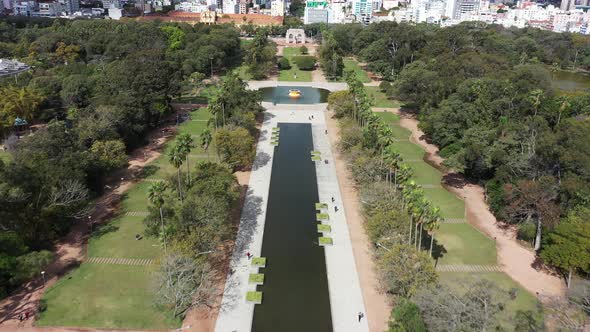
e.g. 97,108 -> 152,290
155,253 -> 215,318
49,179 -> 91,218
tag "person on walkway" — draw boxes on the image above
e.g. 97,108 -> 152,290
25,311 -> 29,320
334,206 -> 338,212
358,312 -> 364,322
18,313 -> 23,322
325,129 -> 327,134
331,197 -> 335,202
246,252 -> 252,259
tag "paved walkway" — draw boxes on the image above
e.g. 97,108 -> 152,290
214,112 -> 275,332
436,265 -> 502,273
86,257 -> 154,266
215,108 -> 368,332
311,114 -> 370,332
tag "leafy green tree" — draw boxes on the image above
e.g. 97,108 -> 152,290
214,127 -> 255,171
388,298 -> 426,332
278,57 -> 291,70
377,243 -> 437,297
319,32 -> 343,80
89,139 -> 127,173
244,29 -> 276,79
541,210 -> 590,287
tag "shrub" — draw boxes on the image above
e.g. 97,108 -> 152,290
278,57 -> 291,70
517,222 -> 536,244
389,298 -> 427,332
379,81 -> 392,93
300,45 -> 308,54
438,142 -> 462,158
292,56 -> 316,70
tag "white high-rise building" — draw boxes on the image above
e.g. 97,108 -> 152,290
223,0 -> 238,13
270,0 -> 284,16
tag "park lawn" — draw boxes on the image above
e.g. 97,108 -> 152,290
394,141 -> 426,160
343,58 -> 371,83
120,181 -> 151,211
423,187 -> 465,219
283,46 -> 302,57
367,86 -> 400,108
37,264 -> 180,330
279,47 -> 312,82
435,223 -> 497,265
88,215 -> 160,259
406,161 -> 442,186
279,68 -> 312,82
438,272 -> 542,330
0,150 -> 10,163
375,112 -> 411,139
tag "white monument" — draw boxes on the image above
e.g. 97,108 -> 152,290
285,28 -> 306,44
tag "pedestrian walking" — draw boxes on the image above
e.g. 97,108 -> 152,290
18,313 -> 23,322
331,197 -> 335,202
25,311 -> 29,320
334,206 -> 338,212
246,252 -> 252,259
325,129 -> 328,134
358,312 -> 364,322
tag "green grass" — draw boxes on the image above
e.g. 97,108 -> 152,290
393,141 -> 426,160
311,155 -> 321,161
438,272 -> 542,330
40,107 -> 216,329
249,273 -> 265,285
279,47 -> 312,82
423,188 -> 465,219
315,203 -> 328,209
279,67 -> 312,82
88,215 -> 160,259
367,86 -> 401,108
37,264 -> 181,329
252,257 -> 266,267
246,291 -> 263,303
435,223 -> 497,265
318,237 -> 333,246
316,213 -> 329,221
310,150 -> 321,155
0,150 -> 11,163
317,224 -> 331,233
375,112 -> 411,139
343,58 -> 371,83
407,161 -> 442,186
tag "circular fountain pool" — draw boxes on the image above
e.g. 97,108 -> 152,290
259,86 -> 331,104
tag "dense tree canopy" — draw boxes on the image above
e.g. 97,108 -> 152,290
0,18 -> 243,298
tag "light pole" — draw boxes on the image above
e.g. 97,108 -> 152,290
41,271 -> 46,285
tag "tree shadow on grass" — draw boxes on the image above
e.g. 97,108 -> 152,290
91,222 -> 120,239
136,165 -> 160,179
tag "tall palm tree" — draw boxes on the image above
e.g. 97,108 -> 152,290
426,207 -> 442,257
168,145 -> 185,201
383,147 -> 402,187
148,181 -> 168,254
177,133 -> 195,185
200,129 -> 213,161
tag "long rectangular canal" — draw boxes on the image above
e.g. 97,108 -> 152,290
252,123 -> 333,332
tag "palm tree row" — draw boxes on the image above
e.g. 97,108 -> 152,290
344,71 -> 443,256
148,132 -> 196,253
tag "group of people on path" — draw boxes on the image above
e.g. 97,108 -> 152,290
17,310 -> 32,322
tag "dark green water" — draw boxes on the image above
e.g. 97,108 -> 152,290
259,86 -> 331,104
552,70 -> 590,93
252,123 -> 333,332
